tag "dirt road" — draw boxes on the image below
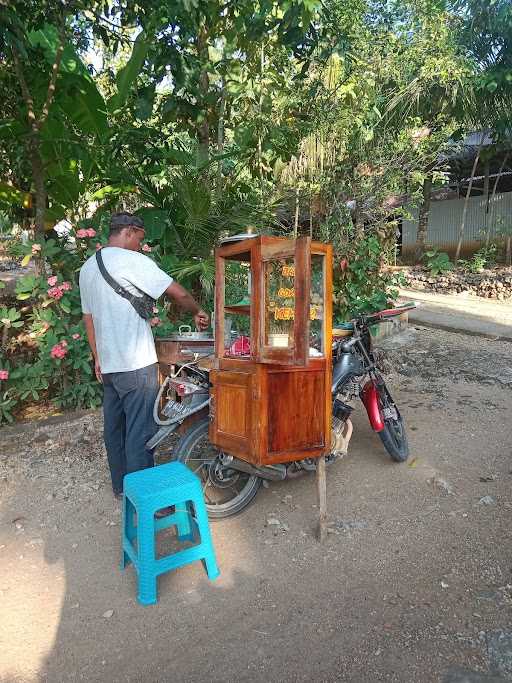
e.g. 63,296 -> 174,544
1,327 -> 511,683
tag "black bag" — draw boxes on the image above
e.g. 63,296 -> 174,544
95,250 -> 155,320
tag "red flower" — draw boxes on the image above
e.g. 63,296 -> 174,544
50,343 -> 68,359
48,286 -> 64,300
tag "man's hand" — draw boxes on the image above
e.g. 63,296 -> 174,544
165,283 -> 209,330
83,315 -> 102,383
94,358 -> 103,383
194,309 -> 209,331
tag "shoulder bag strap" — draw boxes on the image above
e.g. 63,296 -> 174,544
95,249 -> 141,307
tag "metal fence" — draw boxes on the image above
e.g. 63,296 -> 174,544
402,190 -> 512,256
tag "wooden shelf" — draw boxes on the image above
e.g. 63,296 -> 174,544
225,304 -> 250,315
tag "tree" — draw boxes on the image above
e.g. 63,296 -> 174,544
0,3 -> 110,247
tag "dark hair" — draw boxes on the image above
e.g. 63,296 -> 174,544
109,212 -> 145,236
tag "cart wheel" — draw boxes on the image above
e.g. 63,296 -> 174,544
175,418 -> 262,520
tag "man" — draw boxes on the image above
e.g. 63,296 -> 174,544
79,212 -> 208,498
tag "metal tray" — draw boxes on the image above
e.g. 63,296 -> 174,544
166,325 -> 214,342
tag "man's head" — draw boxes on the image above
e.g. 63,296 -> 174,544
108,212 -> 146,252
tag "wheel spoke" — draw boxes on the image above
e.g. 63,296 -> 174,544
177,421 -> 260,514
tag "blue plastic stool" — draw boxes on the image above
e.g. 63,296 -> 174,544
121,461 -> 220,605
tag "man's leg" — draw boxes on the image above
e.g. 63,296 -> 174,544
102,373 -> 127,494
117,364 -> 159,476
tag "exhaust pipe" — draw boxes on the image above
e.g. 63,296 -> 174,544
219,455 -> 287,481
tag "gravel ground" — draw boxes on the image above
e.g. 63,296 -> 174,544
1,326 -> 511,683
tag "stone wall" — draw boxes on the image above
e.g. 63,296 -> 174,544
403,267 -> 512,300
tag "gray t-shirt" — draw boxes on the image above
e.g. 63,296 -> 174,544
79,247 -> 172,373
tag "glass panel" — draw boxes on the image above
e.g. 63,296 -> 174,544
264,257 -> 296,348
224,260 -> 251,358
309,254 -> 325,356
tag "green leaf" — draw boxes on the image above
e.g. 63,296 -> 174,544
109,30 -> 151,111
0,119 -> 25,139
29,25 -> 87,77
57,75 -> 108,137
0,182 -> 24,207
16,292 -> 32,301
134,208 -> 168,241
91,184 -> 137,201
60,302 -> 71,313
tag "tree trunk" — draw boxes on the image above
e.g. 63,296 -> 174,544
414,173 -> 432,263
293,186 -> 299,237
506,236 -> 511,266
11,32 -> 64,273
196,26 -> 209,166
455,132 -> 486,262
215,82 -> 226,198
487,152 -> 509,248
258,43 -> 265,230
482,161 -> 490,246
29,136 -> 46,240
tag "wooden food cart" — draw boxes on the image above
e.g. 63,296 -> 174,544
209,235 -> 333,512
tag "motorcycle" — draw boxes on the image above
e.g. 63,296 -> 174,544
147,306 -> 413,519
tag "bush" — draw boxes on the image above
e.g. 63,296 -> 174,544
458,245 -> 497,273
0,223 -> 183,424
424,249 -> 453,276
334,234 -> 405,321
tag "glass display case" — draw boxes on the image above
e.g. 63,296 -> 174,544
210,235 -> 333,466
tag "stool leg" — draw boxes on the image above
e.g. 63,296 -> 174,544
137,513 -> 157,605
187,500 -> 199,542
121,495 -> 136,570
175,503 -> 194,543
194,498 -> 220,581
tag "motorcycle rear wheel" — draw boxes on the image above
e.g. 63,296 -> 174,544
174,418 -> 262,519
376,385 -> 409,462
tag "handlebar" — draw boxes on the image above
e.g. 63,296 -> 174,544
333,303 -> 417,343
354,303 -> 417,327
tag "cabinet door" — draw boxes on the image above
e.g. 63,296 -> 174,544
256,236 -> 311,366
209,370 -> 253,460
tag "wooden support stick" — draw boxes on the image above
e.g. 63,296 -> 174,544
316,455 -> 327,542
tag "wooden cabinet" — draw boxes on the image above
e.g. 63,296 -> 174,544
209,368 -> 255,460
210,235 -> 332,466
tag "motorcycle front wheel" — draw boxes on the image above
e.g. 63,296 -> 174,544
376,384 -> 409,462
174,418 -> 262,520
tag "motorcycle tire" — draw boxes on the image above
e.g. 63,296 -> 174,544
376,385 -> 409,462
175,418 -> 262,520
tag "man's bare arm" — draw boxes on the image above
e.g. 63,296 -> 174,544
164,282 -> 209,330
83,314 -> 102,382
